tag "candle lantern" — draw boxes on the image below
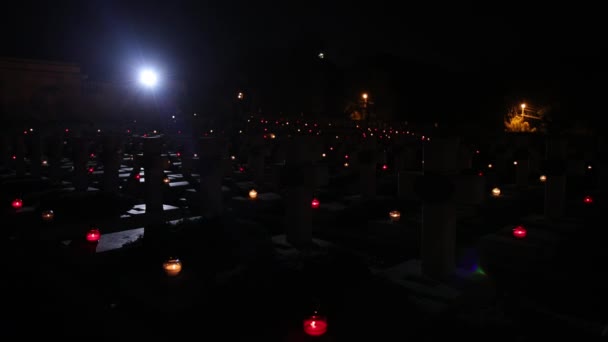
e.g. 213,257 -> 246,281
491,187 -> 501,197
163,258 -> 182,277
389,210 -> 401,222
539,175 -> 547,182
41,210 -> 54,222
512,225 -> 527,239
249,189 -> 258,200
311,198 -> 320,209
163,177 -> 170,184
11,198 -> 23,209
303,313 -> 328,337
382,164 -> 388,170
86,228 -> 101,242
583,195 -> 593,204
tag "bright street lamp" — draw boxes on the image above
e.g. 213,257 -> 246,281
520,103 -> 526,115
139,69 -> 158,88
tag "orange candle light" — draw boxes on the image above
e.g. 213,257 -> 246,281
249,189 -> 258,200
163,258 -> 182,277
389,210 -> 401,222
41,210 -> 54,222
491,187 -> 501,197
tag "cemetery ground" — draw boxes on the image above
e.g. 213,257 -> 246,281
2,132 -> 607,341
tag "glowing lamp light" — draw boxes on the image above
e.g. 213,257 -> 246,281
583,195 -> 593,204
139,69 -> 158,88
11,198 -> 23,209
163,258 -> 183,277
491,187 -> 501,197
539,175 -> 547,182
513,161 -> 518,166
344,162 -> 349,168
163,177 -> 171,184
389,210 -> 401,222
311,198 -> 320,209
231,155 -> 236,160
86,228 -> 101,242
382,164 -> 388,170
303,314 -> 327,337
41,210 -> 54,222
249,189 -> 258,200
512,225 -> 527,239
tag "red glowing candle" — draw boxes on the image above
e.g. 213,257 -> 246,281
12,198 -> 23,209
512,225 -> 527,239
303,315 -> 327,337
311,198 -> 320,209
583,195 -> 593,204
88,167 -> 94,173
135,174 -> 141,180
382,164 -> 388,170
86,228 -> 101,242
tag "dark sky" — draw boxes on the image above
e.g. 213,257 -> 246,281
2,1 -> 605,122
3,1 -> 604,74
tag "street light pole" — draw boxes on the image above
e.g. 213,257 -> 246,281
362,93 -> 369,122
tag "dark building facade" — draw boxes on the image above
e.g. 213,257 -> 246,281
0,57 -> 187,130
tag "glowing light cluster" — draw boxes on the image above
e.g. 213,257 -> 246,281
86,228 -> 101,242
11,198 -> 23,209
512,225 -> 527,239
303,313 -> 327,337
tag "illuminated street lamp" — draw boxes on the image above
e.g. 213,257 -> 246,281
139,68 -> 158,88
520,103 -> 526,115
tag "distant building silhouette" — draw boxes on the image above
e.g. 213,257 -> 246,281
0,57 -> 187,130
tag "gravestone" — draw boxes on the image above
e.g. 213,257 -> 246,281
283,136 -> 315,247
198,137 -> 227,218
